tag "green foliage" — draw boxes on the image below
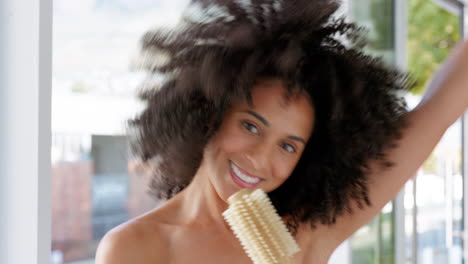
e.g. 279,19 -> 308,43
408,0 -> 460,94
71,80 -> 90,93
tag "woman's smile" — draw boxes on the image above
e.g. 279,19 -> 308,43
229,161 -> 264,189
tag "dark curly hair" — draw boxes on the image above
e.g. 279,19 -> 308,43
128,0 -> 413,233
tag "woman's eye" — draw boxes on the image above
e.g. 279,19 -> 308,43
242,122 -> 259,134
282,143 -> 296,153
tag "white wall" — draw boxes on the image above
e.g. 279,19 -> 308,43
463,4 -> 468,264
0,0 -> 52,263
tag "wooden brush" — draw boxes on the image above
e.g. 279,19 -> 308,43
222,188 -> 300,264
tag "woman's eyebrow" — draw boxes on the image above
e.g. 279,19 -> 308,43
242,110 -> 270,127
288,135 -> 306,145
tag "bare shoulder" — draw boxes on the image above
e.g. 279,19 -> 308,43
95,223 -> 141,264
95,211 -> 170,264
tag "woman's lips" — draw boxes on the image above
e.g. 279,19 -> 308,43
229,161 -> 263,189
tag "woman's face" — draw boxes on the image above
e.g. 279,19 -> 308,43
202,78 -> 315,201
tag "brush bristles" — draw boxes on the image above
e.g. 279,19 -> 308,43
222,189 -> 300,264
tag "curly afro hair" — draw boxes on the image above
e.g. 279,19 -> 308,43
128,0 -> 413,233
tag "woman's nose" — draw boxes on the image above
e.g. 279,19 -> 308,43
245,140 -> 272,171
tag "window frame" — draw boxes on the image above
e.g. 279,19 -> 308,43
0,0 -> 53,263
0,1 -> 464,263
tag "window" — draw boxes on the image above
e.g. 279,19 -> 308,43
348,1 -> 396,263
51,1 -> 189,262
405,1 -> 463,263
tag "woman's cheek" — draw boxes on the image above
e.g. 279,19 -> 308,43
273,157 -> 296,181
227,129 -> 256,150
270,152 -> 305,189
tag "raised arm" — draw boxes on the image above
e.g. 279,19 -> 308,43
320,40 -> 468,248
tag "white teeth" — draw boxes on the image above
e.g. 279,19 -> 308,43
231,163 -> 261,184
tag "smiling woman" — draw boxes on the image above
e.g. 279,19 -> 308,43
202,79 -> 315,199
95,0 -> 468,263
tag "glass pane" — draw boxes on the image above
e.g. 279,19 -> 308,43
348,1 -> 396,263
350,204 -> 395,264
404,122 -> 463,264
350,0 -> 395,61
406,0 -> 462,263
416,122 -> 463,264
51,0 -> 190,263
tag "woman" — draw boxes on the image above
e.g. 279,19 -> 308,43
96,0 -> 468,263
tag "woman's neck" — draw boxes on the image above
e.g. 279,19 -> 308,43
169,166 -> 231,232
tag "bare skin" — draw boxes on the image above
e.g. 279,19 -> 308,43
96,40 -> 468,264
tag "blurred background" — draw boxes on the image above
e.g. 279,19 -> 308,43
49,0 -> 467,263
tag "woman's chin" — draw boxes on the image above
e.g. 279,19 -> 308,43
210,179 -> 235,204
